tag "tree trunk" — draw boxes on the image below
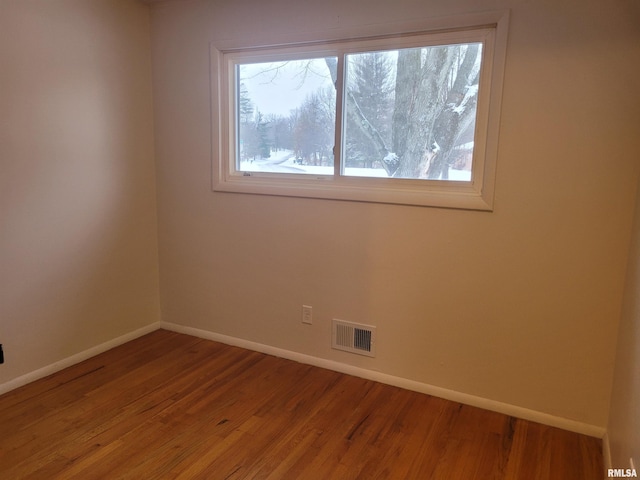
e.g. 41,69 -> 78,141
426,44 -> 480,179
392,46 -> 456,178
326,44 -> 480,180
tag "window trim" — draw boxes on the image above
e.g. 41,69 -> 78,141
211,10 -> 509,210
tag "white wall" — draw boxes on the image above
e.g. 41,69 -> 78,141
608,178 -> 640,467
2,0 -> 637,438
0,0 -> 160,385
150,0 -> 640,431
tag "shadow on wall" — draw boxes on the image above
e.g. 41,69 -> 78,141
0,0 -> 159,383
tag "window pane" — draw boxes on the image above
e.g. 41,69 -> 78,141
343,43 -> 482,181
236,58 -> 337,175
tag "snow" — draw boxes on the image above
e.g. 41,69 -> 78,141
383,152 -> 399,164
446,169 -> 472,181
345,168 -> 389,178
453,84 -> 479,115
239,149 -> 471,181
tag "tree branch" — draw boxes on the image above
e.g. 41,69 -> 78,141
325,57 -> 395,175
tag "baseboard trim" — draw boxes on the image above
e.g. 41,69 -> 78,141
603,431 -> 612,471
0,320 -> 607,439
0,322 -> 161,397
160,322 -> 606,439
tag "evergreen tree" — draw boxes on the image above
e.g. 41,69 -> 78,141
255,112 -> 270,159
345,52 -> 394,169
238,82 -> 255,161
238,82 -> 254,124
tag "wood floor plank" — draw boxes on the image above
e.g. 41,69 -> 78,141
0,329 -> 603,479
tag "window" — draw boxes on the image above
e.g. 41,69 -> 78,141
212,11 -> 508,210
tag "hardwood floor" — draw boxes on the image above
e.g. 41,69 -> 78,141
0,329 -> 603,479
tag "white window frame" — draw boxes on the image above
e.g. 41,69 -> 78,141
211,10 -> 509,210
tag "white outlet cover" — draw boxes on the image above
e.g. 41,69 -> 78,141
302,305 -> 312,324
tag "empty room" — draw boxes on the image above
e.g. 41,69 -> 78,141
1,0 -> 639,478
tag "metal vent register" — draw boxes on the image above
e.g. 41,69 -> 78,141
332,319 -> 376,357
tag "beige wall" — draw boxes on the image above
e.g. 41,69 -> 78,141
608,179 -> 640,466
2,0 -> 638,436
0,0 -> 160,384
151,0 -> 640,430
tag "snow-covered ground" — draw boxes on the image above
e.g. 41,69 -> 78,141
240,150 -> 471,181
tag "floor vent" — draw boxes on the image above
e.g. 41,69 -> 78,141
332,319 -> 376,357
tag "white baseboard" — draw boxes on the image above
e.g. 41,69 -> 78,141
0,320 -> 607,439
603,431 -> 612,471
0,322 -> 161,397
160,321 -> 606,439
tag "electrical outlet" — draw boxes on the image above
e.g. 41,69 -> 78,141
302,305 -> 313,325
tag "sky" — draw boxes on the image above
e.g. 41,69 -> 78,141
239,58 -> 334,117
